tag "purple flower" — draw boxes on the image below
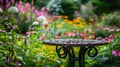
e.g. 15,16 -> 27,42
0,42 -> 2,46
0,30 -> 5,33
7,57 -> 12,64
15,60 -> 19,66
81,5 -> 87,10
0,0 -> 3,3
7,42 -> 13,45
5,17 -> 8,20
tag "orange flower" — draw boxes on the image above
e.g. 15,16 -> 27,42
67,20 -> 73,24
58,15 -> 63,18
55,35 -> 62,39
64,16 -> 68,19
73,18 -> 80,23
89,35 -> 95,39
91,31 -> 95,35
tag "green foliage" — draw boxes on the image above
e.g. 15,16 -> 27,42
46,0 -> 63,15
80,1 -> 97,23
102,12 -> 120,28
110,33 -> 120,51
60,0 -> 80,20
95,29 -> 111,38
46,0 -> 80,20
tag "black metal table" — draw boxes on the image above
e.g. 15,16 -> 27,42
43,39 -> 109,67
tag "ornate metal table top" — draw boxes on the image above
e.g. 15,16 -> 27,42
43,39 -> 108,46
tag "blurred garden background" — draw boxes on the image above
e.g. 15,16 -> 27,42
0,0 -> 120,67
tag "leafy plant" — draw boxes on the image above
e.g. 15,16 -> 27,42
102,12 -> 120,28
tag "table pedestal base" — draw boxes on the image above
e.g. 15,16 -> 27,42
56,46 -> 98,67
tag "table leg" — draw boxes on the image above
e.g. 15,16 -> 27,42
79,46 -> 86,67
67,46 -> 75,67
79,46 -> 98,67
56,46 -> 75,67
56,46 -> 98,67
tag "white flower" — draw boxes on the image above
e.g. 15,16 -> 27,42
8,6 -> 19,13
0,8 -> 3,13
37,16 -> 48,25
42,21 -> 48,25
32,21 -> 39,25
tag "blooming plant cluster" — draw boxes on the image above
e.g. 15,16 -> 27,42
0,0 -> 120,67
0,0 -> 51,66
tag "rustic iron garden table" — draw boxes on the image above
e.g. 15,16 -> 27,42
43,39 -> 109,67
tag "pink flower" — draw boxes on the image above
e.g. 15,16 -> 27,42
26,31 -> 36,35
102,37 -> 111,42
19,0 -> 23,5
19,7 -> 26,14
80,31 -> 86,37
32,6 -> 35,11
6,3 -> 10,9
6,0 -> 8,3
41,7 -> 46,12
112,50 -> 120,57
73,30 -> 78,36
109,34 -> 115,39
103,27 -> 110,31
81,5 -> 87,10
11,0 -> 14,3
34,9 -> 40,17
39,36 -> 45,40
25,3 -> 31,11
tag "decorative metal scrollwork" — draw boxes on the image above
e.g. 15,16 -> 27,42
56,46 -> 68,58
56,46 -> 75,58
86,46 -> 98,57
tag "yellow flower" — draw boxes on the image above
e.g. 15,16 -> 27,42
33,48 -> 38,53
89,18 -> 94,22
64,19 -> 68,22
64,16 -> 68,19
57,24 -> 62,28
79,24 -> 84,28
67,20 -> 73,24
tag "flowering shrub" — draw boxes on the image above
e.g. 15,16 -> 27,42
0,0 -> 51,66
0,0 -> 120,67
